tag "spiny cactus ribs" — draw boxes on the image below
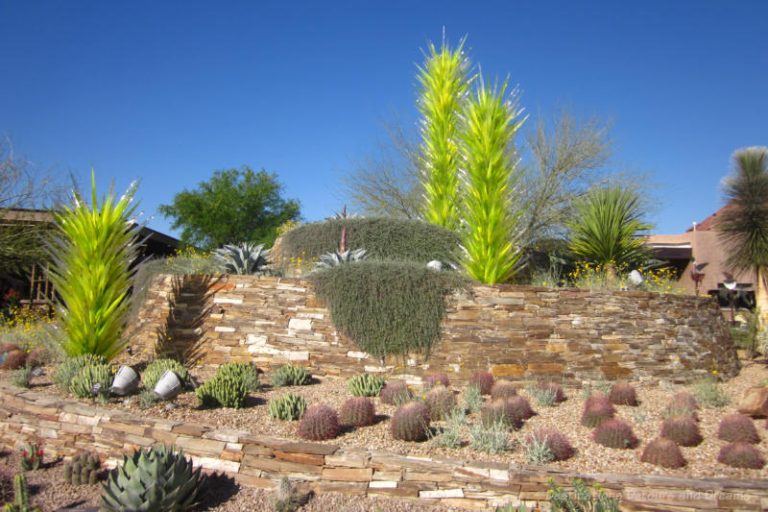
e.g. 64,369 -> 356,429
608,382 -> 638,406
717,442 -> 765,469
592,419 -> 638,449
665,392 -> 699,419
339,397 -> 376,427
717,414 -> 760,444
537,381 -> 566,403
581,394 -> 615,427
481,397 -> 533,430
425,386 -> 456,421
297,404 -> 340,440
525,428 -> 575,461
391,401 -> 431,442
640,437 -> 686,469
661,415 -> 702,446
470,371 -> 494,395
490,380 -> 517,401
63,451 -> 101,485
424,374 -> 450,389
380,380 -> 412,405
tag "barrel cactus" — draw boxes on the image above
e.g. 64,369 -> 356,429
339,397 -> 376,427
425,386 -> 456,421
100,444 -> 202,512
297,404 -> 340,440
391,401 -> 431,442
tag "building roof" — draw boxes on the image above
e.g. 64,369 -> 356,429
686,204 -> 736,232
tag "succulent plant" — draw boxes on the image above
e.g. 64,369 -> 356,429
19,442 -> 43,472
347,374 -> 385,397
490,380 -> 517,401
480,397 -> 532,430
470,371 -> 494,395
592,419 -> 638,449
195,365 -> 253,409
70,363 -> 112,400
100,444 -> 203,512
339,397 -> 376,427
425,386 -> 457,421
580,394 -> 615,427
142,359 -> 189,391
380,380 -> 412,406
663,392 -> 699,420
297,404 -> 340,440
314,249 -> 367,269
391,401 -> 431,442
608,382 -> 638,406
268,394 -> 307,421
661,415 -> 703,447
424,374 -> 450,390
640,437 -> 686,469
272,364 -> 311,387
524,428 -> 575,461
53,355 -> 107,394
216,362 -> 260,391
717,442 -> 766,469
3,473 -> 40,512
717,413 -> 760,444
536,381 -> 566,403
63,451 -> 100,486
214,242 -> 270,275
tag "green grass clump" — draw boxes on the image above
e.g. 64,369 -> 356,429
268,394 -> 307,421
142,359 -> 189,391
347,373 -> 385,397
469,419 -> 509,454
463,384 -> 483,414
272,364 -> 311,387
693,377 -> 730,408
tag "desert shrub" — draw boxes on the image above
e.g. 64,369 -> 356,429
661,415 -> 703,446
391,401 -> 431,442
195,363 -> 256,409
524,428 -> 575,462
548,478 -> 620,512
469,419 -> 509,454
272,364 -> 311,387
717,442 -> 765,469
424,374 -> 450,390
269,394 -> 307,421
463,384 -> 483,414
339,397 -> 376,427
142,358 -> 189,391
693,377 -> 729,408
470,371 -> 494,395
11,366 -> 32,388
717,413 -> 760,444
297,404 -> 340,441
580,394 -> 615,427
592,419 -> 638,449
425,386 -> 457,421
431,408 -> 466,449
70,363 -> 112,400
481,397 -> 532,430
640,437 -> 686,469
53,354 -> 107,394
311,261 -> 465,360
490,380 -> 517,401
380,380 -> 412,406
278,217 -> 461,265
347,374 -> 385,397
608,382 -> 638,406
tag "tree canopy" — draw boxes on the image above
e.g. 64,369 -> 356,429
159,167 -> 300,250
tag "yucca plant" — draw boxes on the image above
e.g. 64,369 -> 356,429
47,171 -> 141,360
314,249 -> 367,269
418,37 -> 472,231
460,80 -> 526,284
567,187 -> 652,269
213,242 -> 269,275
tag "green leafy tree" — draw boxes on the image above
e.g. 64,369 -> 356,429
461,81 -> 526,284
567,186 -> 651,268
159,167 -> 300,249
418,38 -> 472,231
716,147 -> 768,326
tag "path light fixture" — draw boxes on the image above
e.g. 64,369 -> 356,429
154,370 -> 183,400
723,275 -> 738,324
111,365 -> 140,396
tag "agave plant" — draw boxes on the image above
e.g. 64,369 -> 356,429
314,249 -> 367,269
460,80 -> 526,284
418,37 -> 473,231
213,242 -> 270,275
47,171 -> 141,360
101,444 -> 202,511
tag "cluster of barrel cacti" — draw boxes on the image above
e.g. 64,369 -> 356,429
63,451 -> 100,486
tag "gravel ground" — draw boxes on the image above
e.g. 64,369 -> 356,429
5,360 -> 768,484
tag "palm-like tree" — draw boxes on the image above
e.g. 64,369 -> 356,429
716,147 -> 768,326
567,187 -> 652,269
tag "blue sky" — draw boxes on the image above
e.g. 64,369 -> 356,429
1,0 -> 766,237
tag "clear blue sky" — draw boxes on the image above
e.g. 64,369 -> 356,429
1,0 -> 766,237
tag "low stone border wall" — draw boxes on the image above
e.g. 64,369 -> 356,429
1,384 -> 767,511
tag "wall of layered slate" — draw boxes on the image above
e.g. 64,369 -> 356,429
130,274 -> 738,385
0,384 -> 766,511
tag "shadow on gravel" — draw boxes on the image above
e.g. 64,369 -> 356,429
198,472 -> 241,510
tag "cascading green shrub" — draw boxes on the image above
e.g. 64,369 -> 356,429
277,218 -> 461,265
53,355 -> 107,394
271,364 -> 311,387
268,394 -> 307,421
100,444 -> 202,511
142,358 -> 189,391
70,363 -> 112,400
311,260 -> 465,361
347,373 -> 385,397
195,363 -> 255,409
47,172 -> 141,360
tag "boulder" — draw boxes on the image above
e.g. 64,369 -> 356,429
737,386 -> 768,418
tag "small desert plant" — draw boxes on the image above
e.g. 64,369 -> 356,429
424,373 -> 450,390
608,382 -> 638,406
548,478 -> 620,512
272,476 -> 309,512
53,354 -> 107,394
314,249 -> 368,269
463,384 -> 483,413
527,382 -> 560,407
195,363 -> 256,409
391,401 -> 431,442
523,432 -> 555,464
425,386 -> 456,421
138,389 -> 159,410
213,242 -> 270,275
380,380 -> 412,406
4,473 -> 41,512
347,373 -> 385,397
469,419 -> 509,454
272,364 -> 311,387
581,379 -> 612,400
717,442 -> 766,469
339,397 -> 376,427
142,358 -> 189,391
524,428 -> 575,462
717,413 -> 760,444
297,404 -> 340,441
19,443 -> 43,471
63,451 -> 101,486
215,362 -> 260,391
11,366 -> 32,389
470,371 -> 494,395
269,394 -> 307,421
580,394 -> 615,427
693,377 -> 729,408
535,381 -> 566,403
661,415 -> 702,446
640,437 -> 686,469
593,419 -> 638,449
70,363 -> 112,400
431,408 -> 465,449
490,380 -> 517,401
